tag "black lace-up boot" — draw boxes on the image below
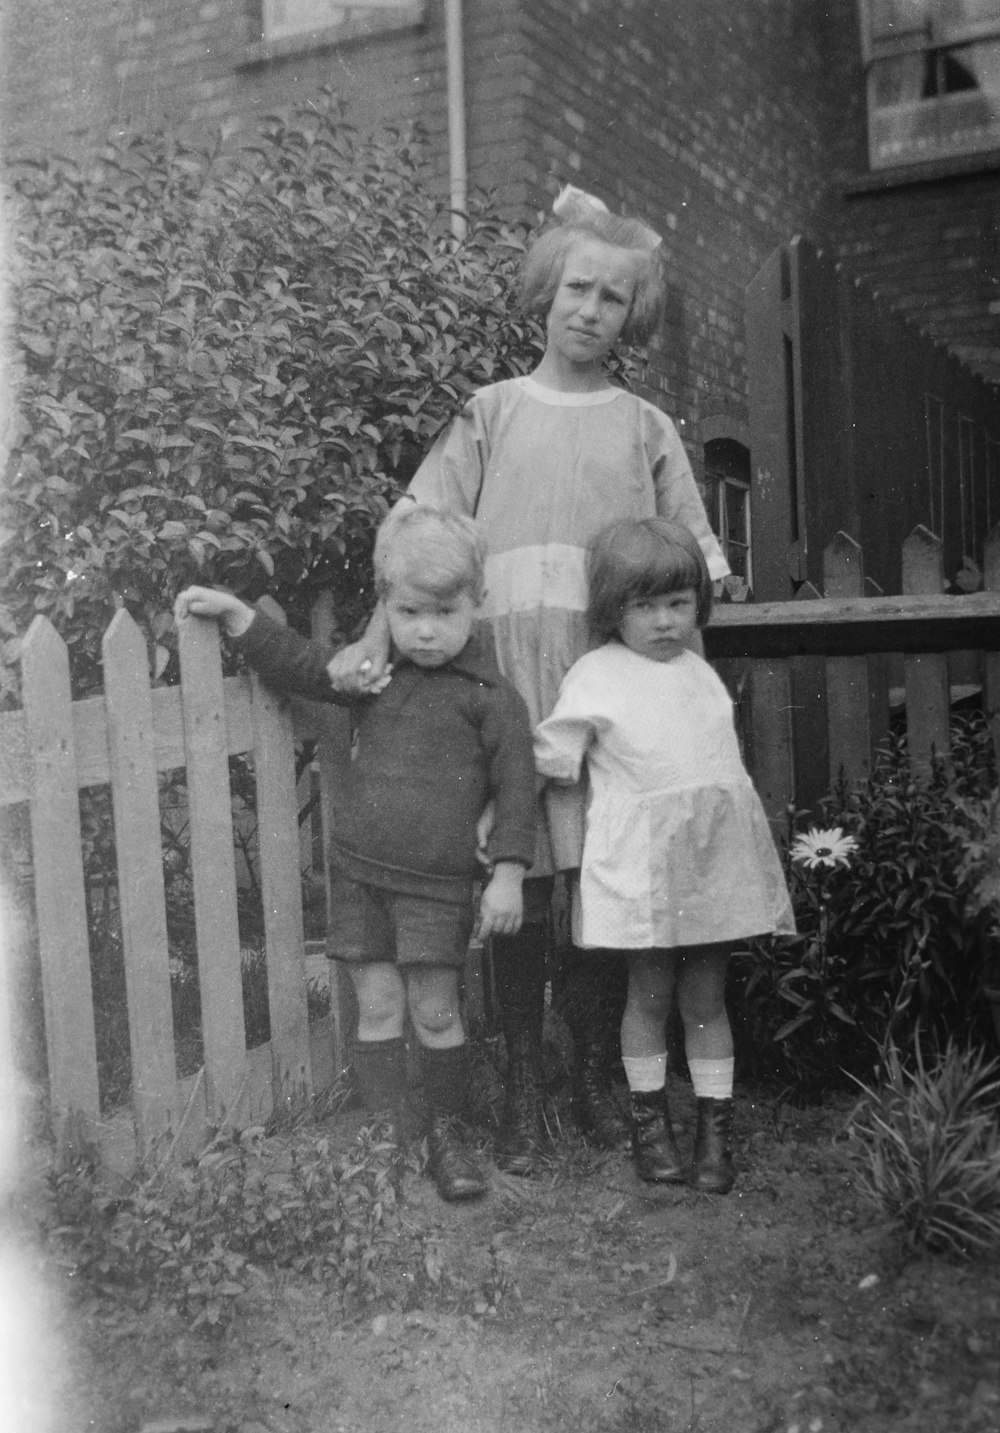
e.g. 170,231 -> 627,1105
559,948 -> 629,1149
492,926 -> 548,1175
691,1097 -> 735,1194
421,1044 -> 486,1202
628,1088 -> 685,1184
573,1038 -> 630,1150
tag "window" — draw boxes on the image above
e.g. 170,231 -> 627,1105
256,0 -> 422,49
860,1 -> 1000,168
704,438 -> 753,591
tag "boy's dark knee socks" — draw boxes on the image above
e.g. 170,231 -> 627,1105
352,1037 -> 407,1115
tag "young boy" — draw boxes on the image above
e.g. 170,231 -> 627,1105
175,506 -> 537,1201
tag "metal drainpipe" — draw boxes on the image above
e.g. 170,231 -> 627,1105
444,0 -> 467,241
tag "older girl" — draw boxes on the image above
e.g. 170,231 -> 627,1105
535,520 -> 794,1191
332,188 -> 729,1174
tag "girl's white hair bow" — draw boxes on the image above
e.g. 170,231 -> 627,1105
552,184 -> 662,251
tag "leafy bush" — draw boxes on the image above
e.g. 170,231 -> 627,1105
47,1119 -> 403,1331
1,91 -> 546,700
848,1040 -> 1000,1256
731,715 -> 998,1097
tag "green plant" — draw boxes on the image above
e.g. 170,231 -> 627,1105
949,788 -> 1000,990
848,1039 -> 1000,1256
1,92 -> 548,702
47,1118 -> 403,1331
732,716 -> 998,1097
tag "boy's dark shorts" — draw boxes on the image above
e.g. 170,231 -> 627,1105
328,872 -> 475,969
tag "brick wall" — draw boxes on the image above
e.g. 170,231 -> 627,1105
819,0 -> 1000,386
3,0 -> 993,458
1,0 -> 841,468
488,0 -> 837,453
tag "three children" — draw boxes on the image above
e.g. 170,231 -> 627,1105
177,188 -> 793,1202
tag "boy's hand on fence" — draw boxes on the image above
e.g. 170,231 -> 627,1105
476,861 -> 524,940
174,586 -> 255,638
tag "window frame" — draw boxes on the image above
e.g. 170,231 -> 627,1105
858,0 -> 1000,170
702,430 -> 753,595
244,0 -> 425,63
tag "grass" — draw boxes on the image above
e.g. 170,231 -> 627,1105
848,1039 -> 1000,1256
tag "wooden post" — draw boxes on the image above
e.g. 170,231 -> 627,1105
309,591 -> 357,1082
746,659 -> 795,828
985,524 -> 1000,771
902,526 -> 950,775
863,575 -> 891,760
20,616 -> 100,1150
823,532 -> 872,789
176,614 -> 248,1125
251,598 -> 311,1114
788,581 -> 828,815
102,611 -> 179,1155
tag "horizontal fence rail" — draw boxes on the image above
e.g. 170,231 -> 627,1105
705,525 -> 1000,818
1,525 -> 998,1170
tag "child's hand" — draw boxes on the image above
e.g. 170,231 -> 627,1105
475,799 -> 497,868
326,646 -> 393,696
477,862 -> 524,940
174,586 -> 255,638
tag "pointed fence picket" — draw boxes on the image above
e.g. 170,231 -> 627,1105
2,525 -> 999,1171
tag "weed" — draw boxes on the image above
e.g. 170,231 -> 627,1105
46,1117 -> 402,1331
848,1039 -> 1000,1256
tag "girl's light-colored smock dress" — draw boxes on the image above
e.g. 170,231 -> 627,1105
534,643 -> 796,950
408,375 -> 729,874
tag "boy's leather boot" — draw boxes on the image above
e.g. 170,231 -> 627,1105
421,1044 -> 486,1202
492,927 -> 548,1176
352,1037 -> 408,1147
628,1089 -> 685,1184
691,1097 -> 735,1194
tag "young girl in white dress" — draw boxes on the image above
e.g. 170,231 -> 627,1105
534,518 -> 794,1192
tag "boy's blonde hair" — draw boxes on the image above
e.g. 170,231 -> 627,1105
587,518 -> 713,639
373,502 -> 486,602
520,211 -> 665,347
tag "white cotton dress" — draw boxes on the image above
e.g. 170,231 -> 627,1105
408,375 -> 729,874
534,642 -> 796,950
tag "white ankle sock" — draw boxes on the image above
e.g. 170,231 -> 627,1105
622,1053 -> 667,1093
688,1057 -> 734,1100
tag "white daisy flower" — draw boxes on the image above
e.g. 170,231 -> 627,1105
789,826 -> 858,871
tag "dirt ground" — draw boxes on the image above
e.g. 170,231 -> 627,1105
12,1073 -> 1000,1433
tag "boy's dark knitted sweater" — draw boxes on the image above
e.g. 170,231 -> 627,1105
235,610 -> 537,904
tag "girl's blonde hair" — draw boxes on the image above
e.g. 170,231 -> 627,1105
520,211 -> 665,347
587,518 -> 713,639
373,502 -> 486,602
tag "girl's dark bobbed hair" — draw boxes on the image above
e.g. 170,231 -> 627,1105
587,517 -> 714,639
519,211 -> 665,347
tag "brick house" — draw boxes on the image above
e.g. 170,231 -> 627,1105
3,0 -> 999,596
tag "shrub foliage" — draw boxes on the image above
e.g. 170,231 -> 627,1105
732,716 -> 999,1097
1,92 -> 545,698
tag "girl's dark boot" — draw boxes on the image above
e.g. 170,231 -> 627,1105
420,1043 -> 486,1202
691,1097 -> 735,1194
628,1088 -> 685,1184
352,1037 -> 408,1145
492,926 -> 548,1176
